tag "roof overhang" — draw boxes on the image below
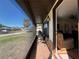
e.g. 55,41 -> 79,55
16,0 -> 63,25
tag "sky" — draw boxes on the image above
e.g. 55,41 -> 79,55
0,0 -> 32,27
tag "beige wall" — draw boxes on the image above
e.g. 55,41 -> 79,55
57,0 -> 78,17
49,10 -> 53,43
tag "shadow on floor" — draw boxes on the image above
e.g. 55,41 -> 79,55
25,36 -> 38,59
26,36 -> 50,59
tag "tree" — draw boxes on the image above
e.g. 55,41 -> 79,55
0,24 -> 7,28
24,20 -> 30,28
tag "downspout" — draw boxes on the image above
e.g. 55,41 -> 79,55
55,0 -> 63,55
52,0 -> 59,54
51,0 -> 63,58
45,0 -> 63,59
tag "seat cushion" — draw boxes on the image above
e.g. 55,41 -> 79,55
64,38 -> 74,49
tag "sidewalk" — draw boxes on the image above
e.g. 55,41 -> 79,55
30,39 -> 50,59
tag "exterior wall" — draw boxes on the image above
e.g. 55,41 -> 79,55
49,10 -> 53,43
43,9 -> 54,52
45,10 -> 54,51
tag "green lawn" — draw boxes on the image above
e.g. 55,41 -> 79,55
0,32 -> 34,59
0,33 -> 27,43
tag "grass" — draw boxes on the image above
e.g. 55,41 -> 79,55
0,32 -> 33,43
0,33 -> 26,43
0,36 -> 19,43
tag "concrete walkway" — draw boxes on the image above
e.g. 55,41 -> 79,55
30,39 -> 50,59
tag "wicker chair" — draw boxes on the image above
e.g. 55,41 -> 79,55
57,32 -> 74,50
57,32 -> 65,49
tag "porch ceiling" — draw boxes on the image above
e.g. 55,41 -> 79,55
17,0 -> 56,25
16,0 -> 63,24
